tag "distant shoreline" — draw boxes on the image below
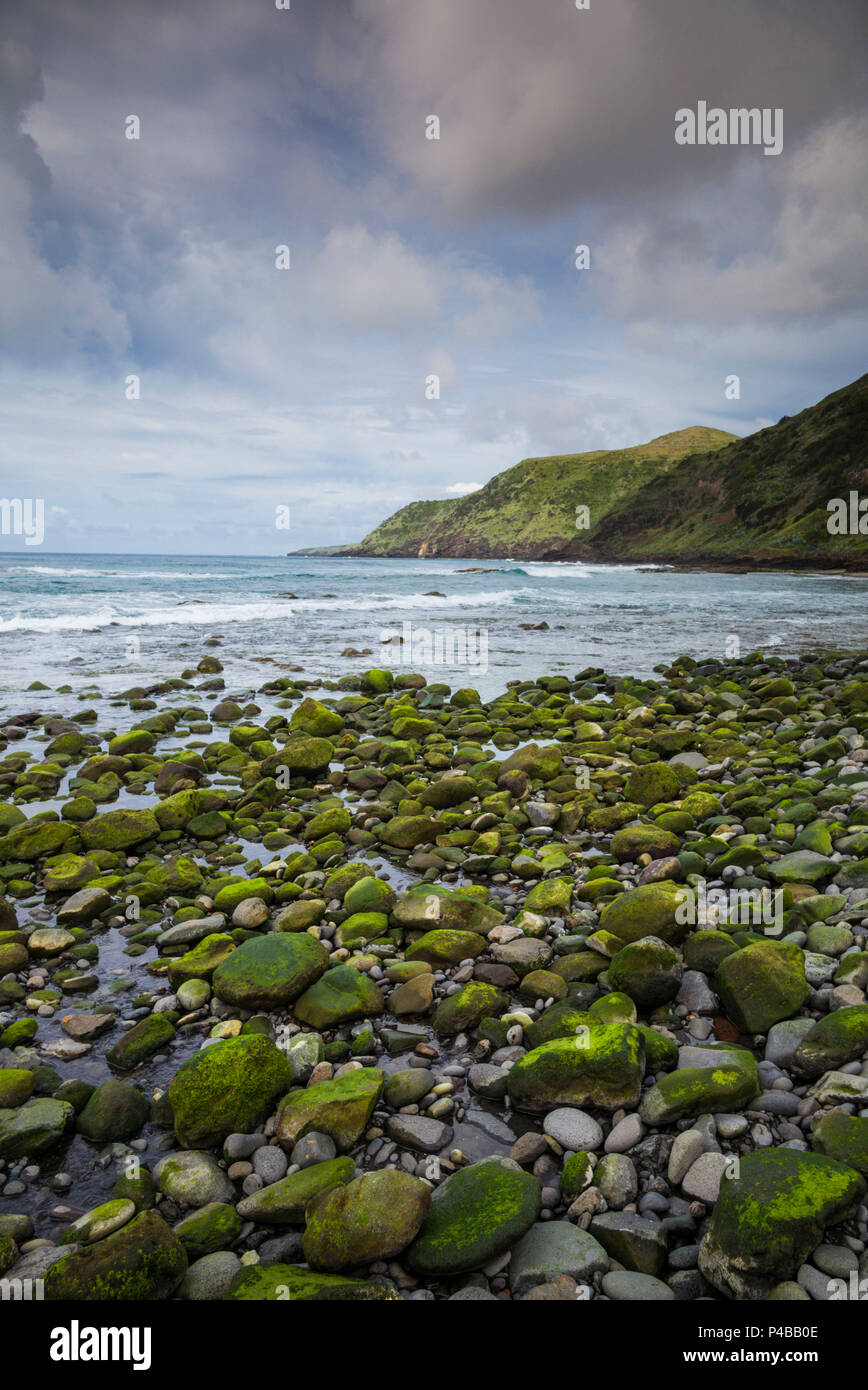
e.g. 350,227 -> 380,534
289,550 -> 868,576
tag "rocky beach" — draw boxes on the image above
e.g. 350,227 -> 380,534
2,647 -> 868,1303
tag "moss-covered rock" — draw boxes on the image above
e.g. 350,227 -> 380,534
167,933 -> 236,986
290,697 -> 345,738
408,1157 -> 540,1276
793,1004 -> 868,1078
225,1263 -> 398,1300
44,1211 -> 187,1301
405,929 -> 486,965
698,1149 -> 866,1299
173,1201 -> 242,1258
811,1111 -> 868,1176
600,880 -> 693,945
610,824 -> 682,861
607,936 -> 682,1008
0,1069 -> 34,1108
715,940 -> 809,1034
432,981 -> 507,1036
508,1025 -> 645,1113
0,1096 -> 75,1158
379,816 -> 439,849
639,1055 -> 759,1124
334,911 -> 390,948
168,1035 -> 293,1148
292,964 -> 384,1028
624,761 -> 683,808
275,1068 -> 383,1151
106,1014 -> 175,1071
303,1169 -> 431,1271
211,932 -> 328,1010
80,809 -> 160,852
76,1079 -> 149,1142
237,1156 -> 355,1224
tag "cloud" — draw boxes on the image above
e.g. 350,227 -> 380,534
444,481 -> 484,495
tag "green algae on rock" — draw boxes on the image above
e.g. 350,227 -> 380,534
168,1035 -> 293,1148
698,1150 -> 866,1299
275,1067 -> 383,1150
408,1157 -> 540,1276
44,1211 -> 187,1301
211,931 -> 328,1010
714,939 -> 810,1034
507,1025 -> 645,1113
302,1169 -> 431,1271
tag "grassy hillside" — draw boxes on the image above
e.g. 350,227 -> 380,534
586,375 -> 868,568
296,375 -> 868,568
344,426 -> 735,559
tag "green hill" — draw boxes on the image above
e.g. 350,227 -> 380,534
330,426 -> 735,559
297,375 -> 868,569
586,374 -> 868,568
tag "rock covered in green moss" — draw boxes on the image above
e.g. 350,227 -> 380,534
408,1157 -> 540,1276
508,1025 -> 645,1113
173,1201 -> 242,1258
608,936 -> 682,1008
715,939 -> 809,1034
698,1149 -> 866,1299
237,1156 -> 355,1224
0,1097 -> 75,1159
79,809 -> 160,852
432,980 -> 507,1035
811,1111 -> 868,1175
600,881 -> 693,945
292,963 -> 384,1028
793,1005 -> 868,1077
639,1054 -> 759,1124
106,1013 -> 175,1071
44,1210 -> 187,1301
76,1079 -> 149,1142
168,1035 -> 293,1148
211,932 -> 328,1010
275,1067 -> 383,1150
406,929 -> 486,965
225,1263 -> 399,1300
302,1169 -> 431,1271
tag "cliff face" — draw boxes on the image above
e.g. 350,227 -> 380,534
297,376 -> 868,568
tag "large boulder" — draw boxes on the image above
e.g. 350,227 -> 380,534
715,940 -> 809,1034
507,1025 -> 645,1113
302,1170 -> 431,1271
212,933 -> 328,1010
409,1157 -> 540,1276
292,965 -> 384,1028
698,1150 -> 865,1299
168,1036 -> 293,1149
44,1211 -> 187,1300
79,809 -> 160,852
600,881 -> 693,946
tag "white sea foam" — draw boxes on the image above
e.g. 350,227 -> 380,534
0,588 -> 548,633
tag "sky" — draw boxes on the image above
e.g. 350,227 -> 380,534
0,0 -> 866,555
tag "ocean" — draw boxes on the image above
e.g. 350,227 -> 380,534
0,553 -> 866,709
